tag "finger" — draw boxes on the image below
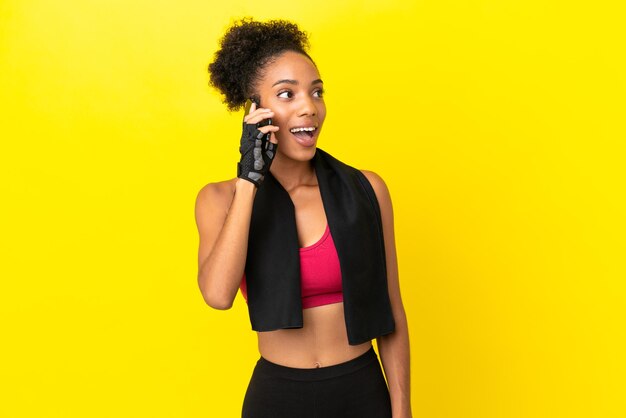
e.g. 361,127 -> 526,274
245,110 -> 274,125
258,126 -> 279,144
243,105 -> 270,123
244,111 -> 272,124
257,125 -> 279,134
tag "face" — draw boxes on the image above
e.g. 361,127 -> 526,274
254,51 -> 326,162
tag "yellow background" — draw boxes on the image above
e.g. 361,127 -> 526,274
1,1 -> 624,417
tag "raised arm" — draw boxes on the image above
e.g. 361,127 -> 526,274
195,179 -> 256,309
195,102 -> 279,309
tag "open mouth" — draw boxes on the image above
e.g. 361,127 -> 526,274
289,126 -> 317,141
288,126 -> 318,147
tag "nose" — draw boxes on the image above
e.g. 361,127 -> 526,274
297,95 -> 317,117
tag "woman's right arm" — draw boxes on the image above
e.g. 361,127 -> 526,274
195,102 -> 278,309
195,178 -> 257,309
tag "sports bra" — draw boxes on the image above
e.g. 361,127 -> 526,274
240,223 -> 343,309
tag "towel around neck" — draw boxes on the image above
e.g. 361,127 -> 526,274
244,148 -> 395,345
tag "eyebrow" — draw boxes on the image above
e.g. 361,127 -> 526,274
272,78 -> 324,87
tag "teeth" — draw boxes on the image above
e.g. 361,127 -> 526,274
290,127 -> 316,133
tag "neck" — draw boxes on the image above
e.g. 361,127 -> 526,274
269,150 -> 317,191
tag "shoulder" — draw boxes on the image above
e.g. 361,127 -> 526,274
195,178 -> 238,215
359,169 -> 392,206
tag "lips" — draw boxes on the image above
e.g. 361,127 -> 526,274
289,125 -> 318,147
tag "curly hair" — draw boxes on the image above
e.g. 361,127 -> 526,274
208,18 -> 314,111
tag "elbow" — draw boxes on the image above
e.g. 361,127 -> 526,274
206,296 -> 234,310
197,261 -> 240,310
198,278 -> 235,310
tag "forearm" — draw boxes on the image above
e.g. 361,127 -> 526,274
198,179 -> 256,309
377,309 -> 412,418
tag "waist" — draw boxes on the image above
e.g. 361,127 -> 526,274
256,346 -> 378,381
256,302 -> 372,368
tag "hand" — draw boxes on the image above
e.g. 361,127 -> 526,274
237,101 -> 280,187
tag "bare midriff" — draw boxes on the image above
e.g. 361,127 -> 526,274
256,301 -> 372,369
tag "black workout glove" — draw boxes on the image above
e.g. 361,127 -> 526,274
237,122 -> 277,187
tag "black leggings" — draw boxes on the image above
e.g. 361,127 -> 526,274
241,346 -> 392,418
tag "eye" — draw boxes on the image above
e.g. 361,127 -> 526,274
277,90 -> 293,99
313,88 -> 325,98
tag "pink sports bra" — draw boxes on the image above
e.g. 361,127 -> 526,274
240,224 -> 343,309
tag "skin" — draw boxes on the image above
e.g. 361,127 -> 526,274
195,50 -> 412,417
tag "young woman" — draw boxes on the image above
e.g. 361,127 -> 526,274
195,18 -> 412,418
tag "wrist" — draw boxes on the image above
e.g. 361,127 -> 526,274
235,177 -> 258,193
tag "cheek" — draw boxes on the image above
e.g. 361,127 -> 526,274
318,105 -> 327,122
272,115 -> 291,140
271,112 -> 290,130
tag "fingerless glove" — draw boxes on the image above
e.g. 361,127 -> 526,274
237,122 -> 277,187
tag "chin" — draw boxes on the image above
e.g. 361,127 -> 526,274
276,134 -> 320,161
280,145 -> 317,162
